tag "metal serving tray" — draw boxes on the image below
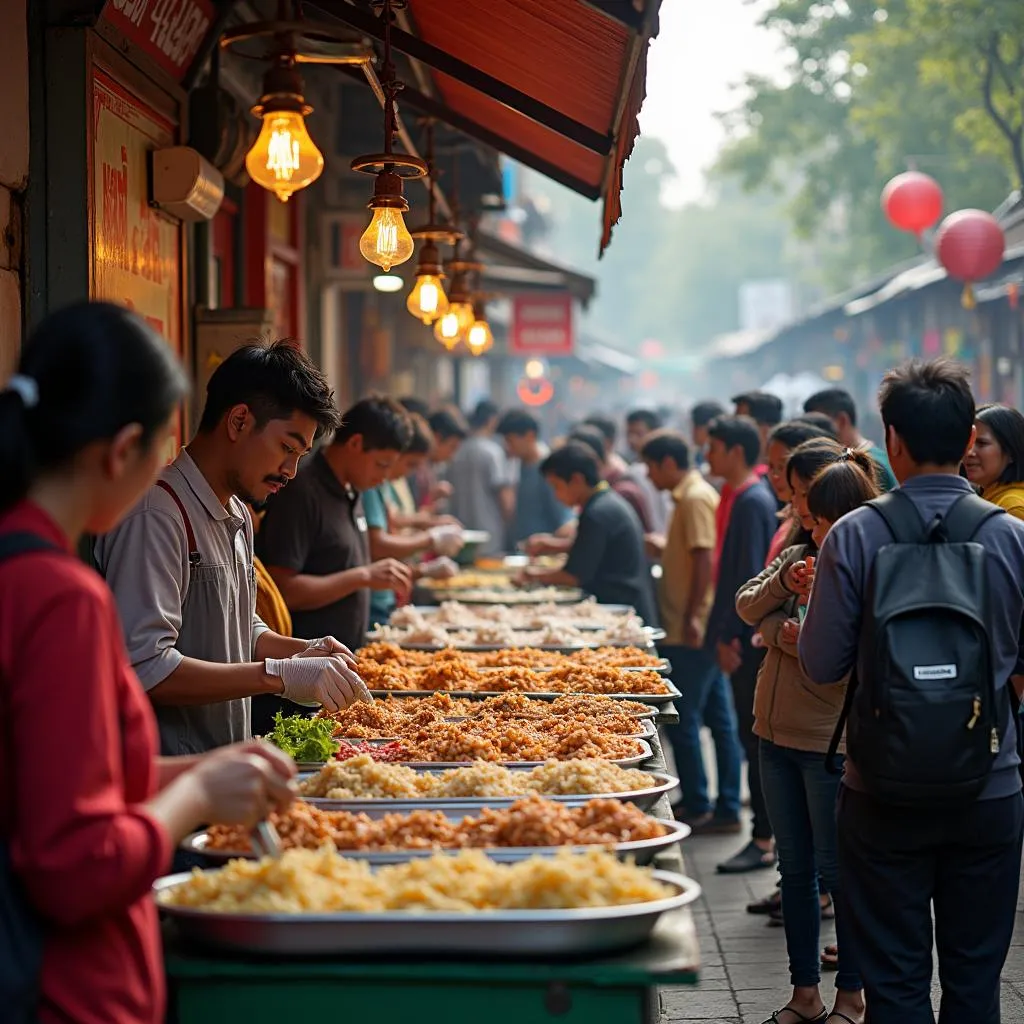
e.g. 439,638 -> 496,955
154,868 -> 701,957
295,737 -> 655,775
180,818 -> 690,868
389,631 -> 664,653
473,659 -> 672,675
440,716 -> 657,739
298,769 -> 679,815
366,682 -> 682,708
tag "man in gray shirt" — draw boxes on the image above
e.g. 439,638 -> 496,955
97,343 -> 370,755
445,399 -> 514,556
800,358 -> 1024,1023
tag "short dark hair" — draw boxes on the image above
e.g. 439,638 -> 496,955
468,399 -> 499,431
567,425 -> 607,464
767,420 -> 831,452
627,408 -> 662,431
732,390 -> 783,427
878,359 -> 975,467
691,400 -> 726,429
708,415 -> 762,467
541,441 -> 602,487
199,340 -> 341,438
807,456 -> 881,523
406,413 -> 434,456
496,409 -> 540,438
640,429 -> 691,469
794,411 -> 840,439
398,396 -> 430,419
334,395 -> 412,452
582,413 -> 617,445
428,408 -> 468,441
977,404 -> 1024,485
804,388 -> 858,427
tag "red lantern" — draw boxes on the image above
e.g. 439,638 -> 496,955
936,209 -> 1005,281
881,172 -> 944,236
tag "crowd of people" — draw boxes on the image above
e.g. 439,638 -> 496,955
4,301 -> 1024,1023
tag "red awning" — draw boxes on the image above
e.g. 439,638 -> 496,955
314,0 -> 661,255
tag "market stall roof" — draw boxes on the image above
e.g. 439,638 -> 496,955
476,231 -> 597,308
309,0 -> 662,255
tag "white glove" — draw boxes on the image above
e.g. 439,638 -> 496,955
421,556 -> 459,580
299,636 -> 356,665
265,656 -> 373,712
428,525 -> 464,557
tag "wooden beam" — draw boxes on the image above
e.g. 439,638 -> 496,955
308,0 -> 613,156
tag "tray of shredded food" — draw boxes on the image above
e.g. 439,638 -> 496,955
155,847 -> 701,956
293,759 -> 679,814
181,795 -> 688,867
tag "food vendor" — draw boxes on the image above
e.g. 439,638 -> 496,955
526,442 -> 658,623
0,302 -> 296,1024
254,396 -> 415,731
96,343 -> 370,757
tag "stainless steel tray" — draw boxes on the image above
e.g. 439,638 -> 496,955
474,659 -> 672,675
154,867 -> 701,957
298,769 -> 679,814
367,683 -> 681,707
454,590 -> 585,605
440,716 -> 656,739
181,818 -> 689,868
392,634 -> 661,653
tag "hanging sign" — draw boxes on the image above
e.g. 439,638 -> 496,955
517,377 -> 555,406
92,70 -> 183,459
510,294 -> 574,356
100,0 -> 215,83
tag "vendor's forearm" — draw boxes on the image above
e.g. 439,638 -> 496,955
255,632 -> 307,661
390,510 -> 437,530
529,568 -> 580,588
155,755 -> 201,787
148,657 -> 283,706
369,530 -> 430,560
269,566 -> 369,611
554,521 -> 577,540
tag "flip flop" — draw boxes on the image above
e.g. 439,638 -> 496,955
825,1013 -> 862,1024
761,1007 -> 827,1024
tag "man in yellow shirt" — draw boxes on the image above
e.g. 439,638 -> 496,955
642,430 -> 743,833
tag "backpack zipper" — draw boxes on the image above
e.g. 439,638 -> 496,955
967,696 -> 981,730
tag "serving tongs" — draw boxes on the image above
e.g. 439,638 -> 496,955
251,819 -> 283,859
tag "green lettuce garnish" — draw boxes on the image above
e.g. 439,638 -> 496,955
267,711 -> 340,762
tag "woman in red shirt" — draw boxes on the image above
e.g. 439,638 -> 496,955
0,302 -> 297,1024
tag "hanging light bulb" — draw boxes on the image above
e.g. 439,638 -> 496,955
407,272 -> 448,323
352,0 -> 426,272
432,265 -> 475,348
246,56 -> 324,202
433,309 -> 462,350
358,172 -> 415,271
466,304 -> 494,356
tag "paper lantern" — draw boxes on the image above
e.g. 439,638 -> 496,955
881,172 -> 943,236
936,209 -> 1005,307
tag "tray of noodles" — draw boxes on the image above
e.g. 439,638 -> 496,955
154,848 -> 701,956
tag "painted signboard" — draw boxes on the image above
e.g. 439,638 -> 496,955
100,0 -> 215,83
509,293 -> 574,356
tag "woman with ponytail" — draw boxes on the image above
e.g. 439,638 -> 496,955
736,440 -> 879,1024
0,302 -> 297,1024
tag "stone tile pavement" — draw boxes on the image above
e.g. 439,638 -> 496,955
660,823 -> 1024,1023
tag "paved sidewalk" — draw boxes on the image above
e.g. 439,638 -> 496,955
661,824 -> 1024,1023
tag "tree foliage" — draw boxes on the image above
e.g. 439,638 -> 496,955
716,0 -> 1019,287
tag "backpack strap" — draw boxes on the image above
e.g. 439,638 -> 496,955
0,533 -> 61,564
155,479 -> 202,570
937,490 -> 1005,543
866,489 -> 927,544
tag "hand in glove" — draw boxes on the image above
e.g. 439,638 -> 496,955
299,636 -> 356,666
420,556 -> 459,580
428,524 -> 465,557
265,655 -> 372,712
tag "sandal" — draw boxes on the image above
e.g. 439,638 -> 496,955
761,1008 -> 827,1024
747,888 -> 782,915
825,1013 -> 862,1024
821,944 -> 838,972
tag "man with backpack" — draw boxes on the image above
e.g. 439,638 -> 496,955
800,358 -> 1024,1024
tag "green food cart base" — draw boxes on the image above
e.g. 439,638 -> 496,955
165,906 -> 699,1024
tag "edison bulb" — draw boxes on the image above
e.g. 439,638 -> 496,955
466,317 -> 494,356
359,206 -> 415,272
407,274 -> 449,325
434,310 -> 462,349
246,111 -> 324,202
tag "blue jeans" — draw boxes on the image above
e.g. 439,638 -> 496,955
661,645 -> 742,820
759,739 -> 861,993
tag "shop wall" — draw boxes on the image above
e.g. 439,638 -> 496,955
0,1 -> 29,379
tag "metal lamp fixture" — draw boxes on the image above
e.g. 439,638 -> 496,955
223,1 -> 371,203
465,299 -> 494,356
407,120 -> 462,325
352,0 -> 427,272
433,258 -> 476,349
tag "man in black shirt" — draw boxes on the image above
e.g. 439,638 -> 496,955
254,397 -> 414,732
523,442 -> 657,624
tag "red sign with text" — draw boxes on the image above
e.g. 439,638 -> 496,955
510,294 -> 574,356
101,0 -> 215,83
